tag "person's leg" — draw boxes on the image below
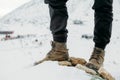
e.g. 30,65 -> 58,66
86,0 -> 113,71
93,0 -> 113,50
45,0 -> 68,42
43,0 -> 69,61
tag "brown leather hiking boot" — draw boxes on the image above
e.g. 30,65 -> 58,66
45,41 -> 69,61
86,47 -> 105,71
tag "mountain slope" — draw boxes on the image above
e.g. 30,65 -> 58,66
0,0 -> 120,80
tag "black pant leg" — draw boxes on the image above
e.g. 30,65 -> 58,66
45,0 -> 68,42
93,0 -> 113,49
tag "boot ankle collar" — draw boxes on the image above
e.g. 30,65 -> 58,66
94,47 -> 105,53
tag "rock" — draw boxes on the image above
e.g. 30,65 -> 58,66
58,61 -> 72,66
98,67 -> 115,80
73,20 -> 83,25
69,57 -> 87,66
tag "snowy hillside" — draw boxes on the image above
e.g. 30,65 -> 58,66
0,0 -> 120,80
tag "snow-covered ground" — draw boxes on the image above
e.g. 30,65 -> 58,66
0,0 -> 120,80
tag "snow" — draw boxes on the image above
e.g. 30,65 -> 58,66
0,0 -> 120,80
0,0 -> 31,17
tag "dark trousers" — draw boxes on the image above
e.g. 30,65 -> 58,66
45,0 -> 113,49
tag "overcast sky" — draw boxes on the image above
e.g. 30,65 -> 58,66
0,0 -> 31,17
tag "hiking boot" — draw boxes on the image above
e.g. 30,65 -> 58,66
45,41 -> 69,61
86,47 -> 105,71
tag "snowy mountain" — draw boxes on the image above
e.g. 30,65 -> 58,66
0,0 -> 48,25
0,0 -> 120,80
